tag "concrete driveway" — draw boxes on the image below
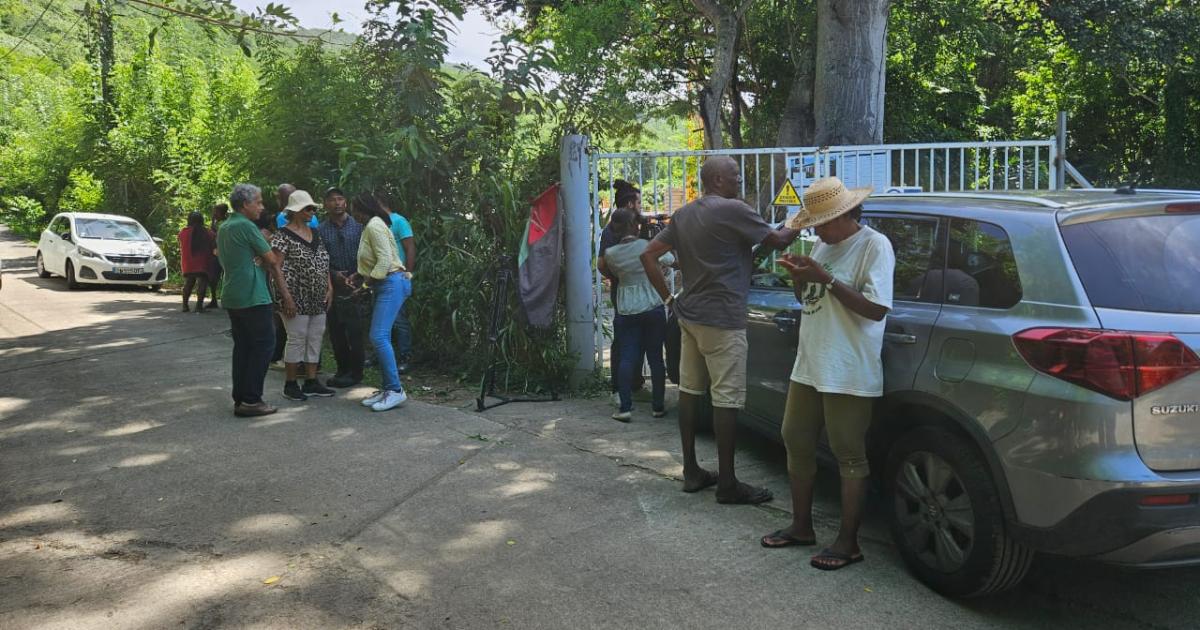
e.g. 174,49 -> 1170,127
1,226 -> 1196,629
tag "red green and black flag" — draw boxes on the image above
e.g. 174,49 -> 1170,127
518,184 -> 562,328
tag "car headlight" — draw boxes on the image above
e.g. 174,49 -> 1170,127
77,247 -> 105,261
152,250 -> 164,261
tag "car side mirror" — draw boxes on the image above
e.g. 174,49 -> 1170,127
60,232 -> 72,242
152,237 -> 164,245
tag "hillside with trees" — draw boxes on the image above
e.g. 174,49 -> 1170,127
2,0 -> 1198,391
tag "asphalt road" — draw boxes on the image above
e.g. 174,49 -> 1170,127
1,226 -> 1198,629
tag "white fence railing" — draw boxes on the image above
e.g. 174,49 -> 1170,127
588,139 -> 1092,221
586,138 -> 1092,367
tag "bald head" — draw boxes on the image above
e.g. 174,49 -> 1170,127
700,156 -> 741,199
276,183 -> 296,208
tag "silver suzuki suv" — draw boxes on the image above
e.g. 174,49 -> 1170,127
743,189 -> 1200,597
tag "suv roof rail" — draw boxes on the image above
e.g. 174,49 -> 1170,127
1089,188 -> 1200,196
871,192 -> 1066,209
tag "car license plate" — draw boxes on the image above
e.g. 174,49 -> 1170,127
118,267 -> 143,275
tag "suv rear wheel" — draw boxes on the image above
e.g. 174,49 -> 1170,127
885,427 -> 1033,597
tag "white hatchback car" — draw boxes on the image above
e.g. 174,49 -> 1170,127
36,213 -> 168,290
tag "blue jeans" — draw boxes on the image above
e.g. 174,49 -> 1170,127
369,273 -> 412,392
615,307 -> 667,413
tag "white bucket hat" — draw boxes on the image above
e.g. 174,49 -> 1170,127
787,177 -> 872,230
284,190 -> 318,213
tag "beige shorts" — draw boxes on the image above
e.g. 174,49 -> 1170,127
677,319 -> 748,409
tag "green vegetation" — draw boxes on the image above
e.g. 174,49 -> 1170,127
0,0 -> 575,392
2,0 -> 1198,392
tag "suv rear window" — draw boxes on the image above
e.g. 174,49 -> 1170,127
1061,214 -> 1200,314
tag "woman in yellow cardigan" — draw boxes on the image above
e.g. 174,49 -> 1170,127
348,192 -> 412,412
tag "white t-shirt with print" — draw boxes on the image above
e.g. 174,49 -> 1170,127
790,225 -> 895,397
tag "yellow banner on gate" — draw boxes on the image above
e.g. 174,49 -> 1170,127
772,180 -> 802,206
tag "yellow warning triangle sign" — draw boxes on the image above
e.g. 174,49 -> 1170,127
772,180 -> 802,206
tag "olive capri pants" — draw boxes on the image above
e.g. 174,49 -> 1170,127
781,382 -> 873,481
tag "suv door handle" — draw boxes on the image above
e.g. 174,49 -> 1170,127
773,311 -> 799,333
884,332 -> 918,345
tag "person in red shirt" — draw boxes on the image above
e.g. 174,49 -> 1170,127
179,211 -> 216,313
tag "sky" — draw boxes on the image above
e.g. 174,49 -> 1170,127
229,0 -> 499,69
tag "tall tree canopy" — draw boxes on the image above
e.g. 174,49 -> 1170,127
3,0 -> 1199,390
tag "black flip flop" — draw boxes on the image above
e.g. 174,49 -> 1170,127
810,548 -> 865,571
716,484 -> 773,505
760,529 -> 817,548
682,470 -> 719,493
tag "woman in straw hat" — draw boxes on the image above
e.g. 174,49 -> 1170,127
759,176 -> 895,571
271,189 -> 336,402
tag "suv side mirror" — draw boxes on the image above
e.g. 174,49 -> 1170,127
152,237 -> 164,245
60,232 -> 72,242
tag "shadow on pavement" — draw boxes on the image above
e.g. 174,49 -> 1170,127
16,272 -> 163,293
0,310 -> 487,627
3,254 -> 35,272
0,294 -> 223,374
3,226 -> 1200,628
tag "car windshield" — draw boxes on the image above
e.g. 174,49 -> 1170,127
75,218 -> 150,241
1061,213 -> 1200,314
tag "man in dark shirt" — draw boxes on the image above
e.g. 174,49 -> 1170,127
641,156 -> 802,504
316,187 -> 367,387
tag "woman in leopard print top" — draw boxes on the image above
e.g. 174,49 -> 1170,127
271,190 -> 334,401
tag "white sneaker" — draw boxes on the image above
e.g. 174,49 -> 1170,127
361,390 -> 386,407
611,410 -> 632,423
371,389 -> 408,412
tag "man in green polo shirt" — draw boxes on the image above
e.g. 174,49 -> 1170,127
218,183 -> 283,417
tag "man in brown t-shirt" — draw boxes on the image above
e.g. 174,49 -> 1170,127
641,156 -> 802,504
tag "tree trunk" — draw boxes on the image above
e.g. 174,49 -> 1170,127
729,46 -> 744,148
813,0 -> 891,145
775,48 -> 815,147
86,0 -> 116,130
692,0 -> 752,150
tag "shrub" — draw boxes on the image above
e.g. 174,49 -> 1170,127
0,195 -> 47,239
60,169 -> 104,213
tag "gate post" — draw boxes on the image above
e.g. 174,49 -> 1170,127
1055,111 -> 1068,190
560,134 -> 595,386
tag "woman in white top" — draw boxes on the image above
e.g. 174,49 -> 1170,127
759,177 -> 895,572
598,208 -> 675,422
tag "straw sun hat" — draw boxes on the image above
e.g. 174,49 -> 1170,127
786,177 -> 872,230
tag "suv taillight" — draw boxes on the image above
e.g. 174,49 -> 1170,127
1013,328 -> 1200,401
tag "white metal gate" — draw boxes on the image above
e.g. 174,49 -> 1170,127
586,138 -> 1092,366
